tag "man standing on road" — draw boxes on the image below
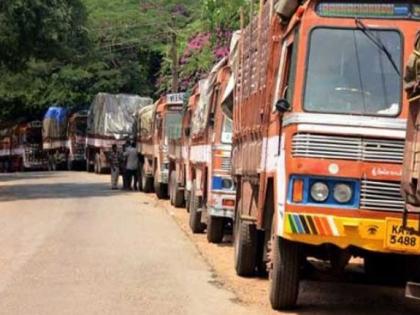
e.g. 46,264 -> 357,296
124,141 -> 139,191
109,144 -> 121,190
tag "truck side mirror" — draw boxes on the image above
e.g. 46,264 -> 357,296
275,98 -> 291,113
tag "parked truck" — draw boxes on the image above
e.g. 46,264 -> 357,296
66,110 -> 88,170
401,33 -> 420,300
183,59 -> 236,243
11,121 -> 48,171
86,93 -> 152,174
137,93 -> 184,198
0,125 -> 12,172
167,87 -> 201,208
43,107 -> 70,171
230,0 -> 419,310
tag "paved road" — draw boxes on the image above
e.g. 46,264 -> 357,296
0,172 -> 257,315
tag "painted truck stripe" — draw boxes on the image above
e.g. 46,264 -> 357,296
313,217 -> 326,236
288,215 -> 298,234
292,215 -> 305,234
306,216 -> 318,235
299,215 -> 311,234
327,217 -> 340,237
320,217 -> 333,236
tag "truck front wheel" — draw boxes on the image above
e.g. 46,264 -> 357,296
140,165 -> 154,193
67,159 -> 74,171
207,216 -> 224,243
170,172 -> 184,208
234,210 -> 257,277
269,237 -> 300,310
154,174 -> 167,199
189,180 -> 205,233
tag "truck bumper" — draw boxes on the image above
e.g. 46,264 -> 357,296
208,207 -> 235,219
282,213 -> 420,255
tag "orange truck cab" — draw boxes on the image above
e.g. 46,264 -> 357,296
401,34 -> 420,299
0,126 -> 12,172
138,93 -> 185,199
11,121 -> 47,171
167,87 -> 200,208
232,0 -> 420,310
66,110 -> 88,170
186,58 -> 236,243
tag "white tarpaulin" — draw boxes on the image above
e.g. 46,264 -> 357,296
221,30 -> 241,119
191,57 -> 228,136
138,103 -> 156,139
88,93 -> 153,139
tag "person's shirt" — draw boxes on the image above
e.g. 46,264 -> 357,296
109,150 -> 121,169
124,147 -> 138,170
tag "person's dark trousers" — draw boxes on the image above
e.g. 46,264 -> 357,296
122,168 -> 129,190
127,169 -> 138,190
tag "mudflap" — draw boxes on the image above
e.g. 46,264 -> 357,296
406,282 -> 420,300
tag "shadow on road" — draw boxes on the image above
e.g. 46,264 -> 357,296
0,180 -> 129,202
0,172 -> 58,183
295,280 -> 420,315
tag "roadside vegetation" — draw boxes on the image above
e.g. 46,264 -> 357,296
0,0 -> 250,122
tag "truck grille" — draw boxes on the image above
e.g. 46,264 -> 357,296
360,180 -> 404,212
292,133 -> 404,164
221,157 -> 232,171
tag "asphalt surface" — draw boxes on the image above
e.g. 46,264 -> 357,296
2,172 -> 420,315
0,172 -> 258,315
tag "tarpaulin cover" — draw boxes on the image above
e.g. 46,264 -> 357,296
405,33 -> 420,97
222,30 -> 241,119
191,58 -> 228,136
137,103 -> 156,139
88,93 -> 153,139
43,106 -> 69,140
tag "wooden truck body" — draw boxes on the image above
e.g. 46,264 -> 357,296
12,121 -> 47,171
182,61 -> 236,243
232,0 -> 420,310
137,93 -> 184,198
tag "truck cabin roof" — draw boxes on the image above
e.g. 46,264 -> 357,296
156,93 -> 185,114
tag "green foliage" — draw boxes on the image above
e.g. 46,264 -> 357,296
0,0 -> 249,122
0,0 -> 89,69
201,0 -> 247,32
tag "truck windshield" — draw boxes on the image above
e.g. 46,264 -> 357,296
74,119 -> 87,136
221,117 -> 232,144
164,112 -> 182,140
304,28 -> 402,116
26,128 -> 42,144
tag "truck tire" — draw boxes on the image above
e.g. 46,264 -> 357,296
234,210 -> 257,276
185,191 -> 191,213
207,216 -> 224,243
67,159 -> 74,171
269,237 -> 300,310
169,172 -> 175,205
140,166 -> 154,193
154,174 -> 167,199
94,154 -> 99,174
189,180 -> 205,233
86,159 -> 94,173
170,172 -> 184,208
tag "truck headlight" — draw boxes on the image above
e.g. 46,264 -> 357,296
222,178 -> 233,190
310,182 -> 329,202
333,184 -> 352,203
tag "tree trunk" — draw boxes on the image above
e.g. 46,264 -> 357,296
170,32 -> 179,93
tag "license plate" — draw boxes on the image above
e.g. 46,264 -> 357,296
385,219 -> 420,253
